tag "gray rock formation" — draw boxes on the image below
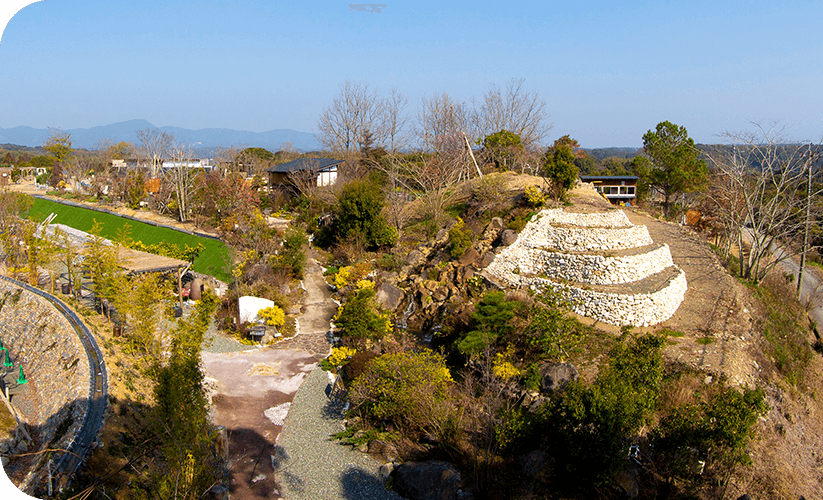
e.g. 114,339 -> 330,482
539,362 -> 579,393
393,461 -> 463,500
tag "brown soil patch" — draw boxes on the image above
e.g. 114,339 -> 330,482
202,349 -> 318,500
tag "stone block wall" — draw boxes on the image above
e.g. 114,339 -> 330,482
490,243 -> 674,286
490,268 -> 688,327
518,224 -> 654,252
0,280 -> 91,451
535,208 -> 632,227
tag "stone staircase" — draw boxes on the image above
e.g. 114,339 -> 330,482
485,208 -> 687,327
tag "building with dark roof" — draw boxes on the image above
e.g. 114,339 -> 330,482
580,175 -> 639,205
266,158 -> 342,193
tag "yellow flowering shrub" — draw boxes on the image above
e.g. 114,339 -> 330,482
258,305 -> 285,328
334,266 -> 352,288
356,279 -> 375,290
492,345 -> 521,380
349,350 -> 454,432
328,346 -> 357,367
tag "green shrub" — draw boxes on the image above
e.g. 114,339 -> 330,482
544,333 -> 665,486
457,291 -> 519,355
446,217 -> 472,259
349,350 -> 454,433
334,287 -> 392,341
335,179 -> 397,248
655,386 -> 767,478
472,175 -> 507,204
524,294 -> 587,362
271,226 -> 308,279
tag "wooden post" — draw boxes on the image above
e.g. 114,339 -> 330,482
177,266 -> 183,309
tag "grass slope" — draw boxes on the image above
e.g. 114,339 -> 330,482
27,197 -> 231,282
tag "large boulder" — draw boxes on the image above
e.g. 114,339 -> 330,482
500,229 -> 518,246
476,217 -> 505,252
375,282 -> 405,311
539,362 -> 579,393
367,440 -> 399,463
434,228 -> 450,246
614,461 -> 640,499
405,249 -> 426,268
393,461 -> 463,500
458,247 -> 481,266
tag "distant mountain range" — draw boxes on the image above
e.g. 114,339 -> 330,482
0,119 -> 323,153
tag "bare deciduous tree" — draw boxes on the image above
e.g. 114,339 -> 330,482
383,87 -> 410,154
317,81 -> 384,156
706,124 -> 823,283
136,128 -> 174,178
403,153 -> 466,228
473,78 -> 552,149
417,92 -> 472,152
414,92 -> 479,187
163,143 -> 198,222
317,82 -> 411,161
214,144 -> 244,175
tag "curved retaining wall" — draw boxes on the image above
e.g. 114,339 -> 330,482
0,280 -> 90,443
0,277 -> 107,494
486,208 -> 687,327
519,224 -> 654,252
488,244 -> 674,285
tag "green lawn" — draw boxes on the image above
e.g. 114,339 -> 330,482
27,197 -> 232,282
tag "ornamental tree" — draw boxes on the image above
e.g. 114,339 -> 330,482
641,121 -> 708,216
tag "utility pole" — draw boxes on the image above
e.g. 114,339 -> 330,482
797,146 -> 818,298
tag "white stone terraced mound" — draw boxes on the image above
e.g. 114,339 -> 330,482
535,208 -> 633,227
492,243 -> 674,286
486,208 -> 687,327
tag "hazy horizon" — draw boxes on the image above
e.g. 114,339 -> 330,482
1,1 -> 821,150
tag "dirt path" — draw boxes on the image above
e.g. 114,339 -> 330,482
202,254 -> 336,499
622,209 -> 761,387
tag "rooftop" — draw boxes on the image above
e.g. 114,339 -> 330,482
267,158 -> 343,174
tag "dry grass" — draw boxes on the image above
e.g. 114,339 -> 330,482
0,404 -> 17,442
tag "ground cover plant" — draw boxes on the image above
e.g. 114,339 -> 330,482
25,196 -> 231,281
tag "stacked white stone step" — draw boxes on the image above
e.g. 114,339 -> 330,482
486,208 -> 687,327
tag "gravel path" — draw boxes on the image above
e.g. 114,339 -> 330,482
202,318 -> 257,354
274,368 -> 405,500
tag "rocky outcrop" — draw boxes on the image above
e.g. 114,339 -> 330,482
539,362 -> 579,393
375,282 -> 405,311
393,461 -> 464,500
485,208 -> 686,327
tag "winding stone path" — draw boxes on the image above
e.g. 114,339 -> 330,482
271,258 -> 337,360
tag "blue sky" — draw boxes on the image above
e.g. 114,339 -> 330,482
0,0 -> 821,148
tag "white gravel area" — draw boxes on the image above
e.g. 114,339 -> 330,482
274,368 -> 405,500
